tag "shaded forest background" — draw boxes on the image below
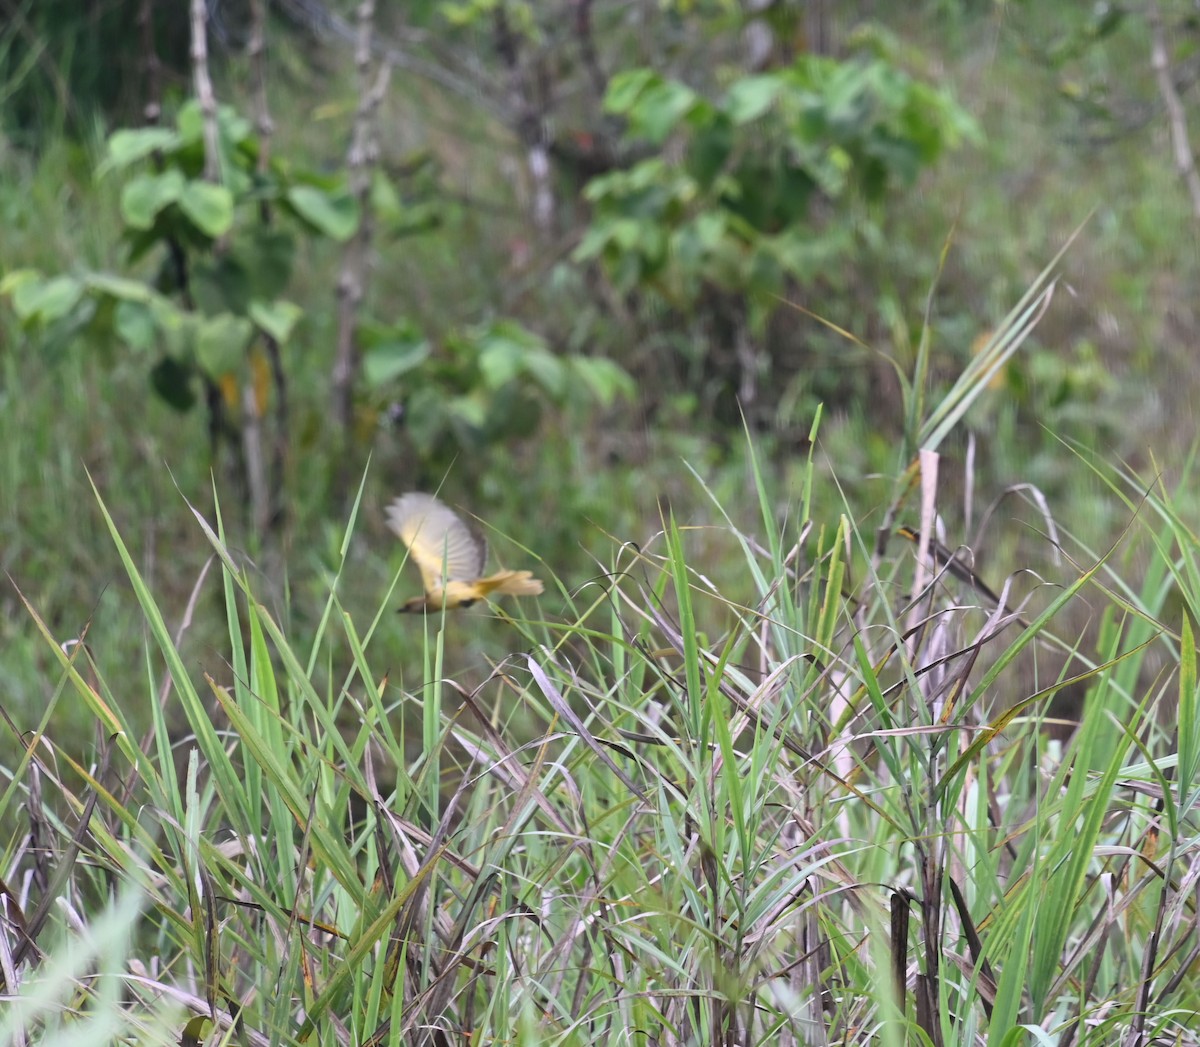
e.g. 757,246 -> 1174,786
2,0 -> 1197,729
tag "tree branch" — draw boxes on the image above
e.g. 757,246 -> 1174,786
1148,0 -> 1200,219
189,0 -> 221,183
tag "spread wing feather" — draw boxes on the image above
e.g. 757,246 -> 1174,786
386,493 -> 487,597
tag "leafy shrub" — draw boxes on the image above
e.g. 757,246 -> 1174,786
574,46 -> 981,425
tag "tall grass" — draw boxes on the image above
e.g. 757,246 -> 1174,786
4,326 -> 1200,1044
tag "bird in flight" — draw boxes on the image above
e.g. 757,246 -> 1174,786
386,492 -> 544,612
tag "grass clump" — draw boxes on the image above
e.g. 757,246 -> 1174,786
4,430 -> 1200,1045
4,266 -> 1200,1045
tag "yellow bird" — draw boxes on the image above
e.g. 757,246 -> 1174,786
386,492 -> 544,612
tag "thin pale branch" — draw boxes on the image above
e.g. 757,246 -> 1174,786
332,1 -> 393,445
1148,0 -> 1200,219
189,0 -> 221,183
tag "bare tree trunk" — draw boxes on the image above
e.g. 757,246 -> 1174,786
494,3 -> 555,233
332,1 -> 392,495
248,0 -> 290,533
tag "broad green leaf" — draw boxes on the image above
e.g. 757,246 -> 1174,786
216,105 -> 253,147
175,101 -> 252,147
0,268 -> 43,297
604,69 -> 660,115
12,275 -> 84,323
195,313 -> 253,376
478,340 -> 524,390
120,170 -> 185,229
481,320 -> 543,349
156,305 -> 199,358
522,347 -> 567,397
149,296 -> 187,338
114,300 -> 158,352
570,356 -> 635,407
175,100 -> 205,144
85,272 -> 155,302
179,181 -> 235,238
446,393 -> 487,429
100,127 -> 180,175
627,79 -> 700,144
286,185 -> 359,241
725,75 -> 782,124
363,336 -> 431,387
571,225 -> 611,262
249,299 -> 304,344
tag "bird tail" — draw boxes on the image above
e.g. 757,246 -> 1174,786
476,570 -> 544,598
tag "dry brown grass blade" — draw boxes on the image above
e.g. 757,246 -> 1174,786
12,740 -> 110,970
948,876 -> 994,1020
890,888 -> 911,1011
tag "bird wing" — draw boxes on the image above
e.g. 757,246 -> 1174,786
386,493 -> 487,597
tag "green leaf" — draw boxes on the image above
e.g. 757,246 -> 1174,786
686,114 -> 734,188
522,347 -> 567,398
471,320 -> 548,390
85,272 -> 156,302
286,185 -> 359,241
237,230 -> 295,301
148,296 -> 187,343
249,299 -> 303,344
1181,614 -> 1198,788
604,69 -> 660,115
216,105 -> 253,148
175,100 -> 206,144
195,314 -> 254,376
157,306 -> 199,358
446,394 -> 487,429
363,335 -> 431,387
725,75 -> 782,124
627,79 -> 700,144
0,268 -> 43,297
192,255 -> 252,317
478,339 -> 524,390
571,225 -> 612,262
370,170 -> 405,225
570,356 -> 635,407
114,299 -> 158,351
120,170 -> 185,229
100,127 -> 180,175
179,181 -> 235,238
12,275 -> 84,323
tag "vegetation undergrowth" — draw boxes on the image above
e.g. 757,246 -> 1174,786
4,274 -> 1200,1044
